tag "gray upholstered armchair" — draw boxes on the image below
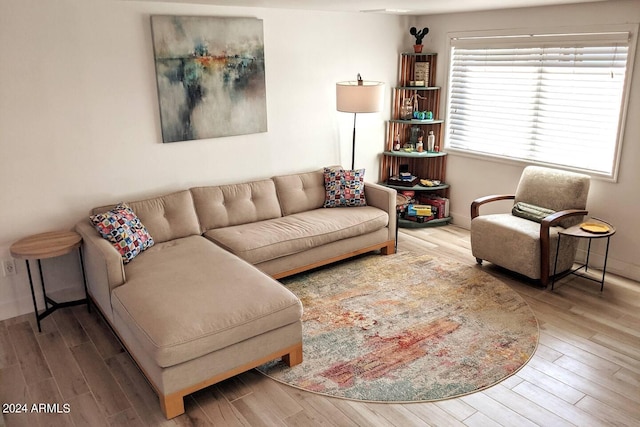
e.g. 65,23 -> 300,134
471,166 -> 590,287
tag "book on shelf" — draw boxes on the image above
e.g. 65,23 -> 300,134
417,195 -> 450,219
407,204 -> 433,217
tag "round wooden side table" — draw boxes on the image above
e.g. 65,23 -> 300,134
10,231 -> 89,332
551,218 -> 616,291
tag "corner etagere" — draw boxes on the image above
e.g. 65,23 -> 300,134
381,52 -> 451,228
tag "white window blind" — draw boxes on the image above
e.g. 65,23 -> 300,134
447,29 -> 634,178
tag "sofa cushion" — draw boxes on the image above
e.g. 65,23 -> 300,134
127,190 -> 201,244
89,203 -> 155,264
204,206 -> 389,264
272,169 -> 326,216
191,179 -> 282,231
95,190 -> 201,244
322,167 -> 367,207
111,235 -> 302,368
471,213 -> 576,279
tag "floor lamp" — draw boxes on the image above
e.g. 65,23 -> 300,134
336,74 -> 384,170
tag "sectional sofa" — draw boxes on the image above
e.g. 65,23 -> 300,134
74,167 -> 396,418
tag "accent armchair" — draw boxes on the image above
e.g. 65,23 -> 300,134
470,166 -> 590,287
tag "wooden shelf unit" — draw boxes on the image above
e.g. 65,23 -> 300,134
381,52 -> 451,226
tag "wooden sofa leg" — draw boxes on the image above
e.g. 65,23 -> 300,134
160,392 -> 185,420
540,274 -> 549,288
282,343 -> 303,367
381,241 -> 395,255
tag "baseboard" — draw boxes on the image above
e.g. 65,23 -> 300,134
575,247 -> 640,282
0,285 -> 86,322
0,293 -> 36,321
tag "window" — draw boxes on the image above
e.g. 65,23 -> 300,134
446,26 -> 637,179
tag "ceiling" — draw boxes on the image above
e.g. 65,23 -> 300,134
134,0 -> 610,15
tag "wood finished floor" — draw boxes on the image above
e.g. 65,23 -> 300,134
1,226 -> 639,426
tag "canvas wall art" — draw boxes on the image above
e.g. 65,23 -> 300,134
151,16 -> 267,143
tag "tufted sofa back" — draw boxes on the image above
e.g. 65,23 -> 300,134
190,179 -> 282,231
91,169 -> 330,240
92,190 -> 201,244
272,169 -> 326,216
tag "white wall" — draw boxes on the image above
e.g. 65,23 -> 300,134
412,0 -> 640,282
1,0 -> 638,322
0,0 -> 406,320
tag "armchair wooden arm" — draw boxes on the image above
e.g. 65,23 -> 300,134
470,194 -> 515,219
539,209 -> 589,286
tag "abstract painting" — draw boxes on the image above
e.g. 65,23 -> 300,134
151,16 -> 267,143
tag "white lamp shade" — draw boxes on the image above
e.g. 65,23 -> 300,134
336,81 -> 384,113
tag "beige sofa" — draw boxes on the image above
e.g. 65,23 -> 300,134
75,167 -> 396,418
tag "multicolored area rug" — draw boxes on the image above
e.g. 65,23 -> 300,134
258,251 -> 538,402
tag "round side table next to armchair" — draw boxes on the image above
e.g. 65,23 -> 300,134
552,218 -> 616,291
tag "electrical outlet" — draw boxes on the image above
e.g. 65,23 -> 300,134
2,258 -> 17,277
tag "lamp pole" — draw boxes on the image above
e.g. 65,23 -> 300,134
351,113 -> 357,170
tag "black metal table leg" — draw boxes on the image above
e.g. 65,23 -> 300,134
37,259 -> 52,309
600,236 -> 611,292
25,259 -> 42,332
585,238 -> 592,273
78,246 -> 90,313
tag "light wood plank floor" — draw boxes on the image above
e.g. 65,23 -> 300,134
1,226 -> 638,426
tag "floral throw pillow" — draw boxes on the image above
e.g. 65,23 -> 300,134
90,203 -> 154,264
323,167 -> 367,208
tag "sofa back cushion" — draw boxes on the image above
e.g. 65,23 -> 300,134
272,169 -> 326,216
191,179 -> 282,231
92,190 -> 201,244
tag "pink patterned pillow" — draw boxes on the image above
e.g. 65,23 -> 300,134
90,203 -> 154,263
323,167 -> 367,208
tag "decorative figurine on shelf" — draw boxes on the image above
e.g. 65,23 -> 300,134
410,27 -> 429,53
413,110 -> 433,120
394,132 -> 401,151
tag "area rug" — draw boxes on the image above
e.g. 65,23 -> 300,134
257,251 -> 538,403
